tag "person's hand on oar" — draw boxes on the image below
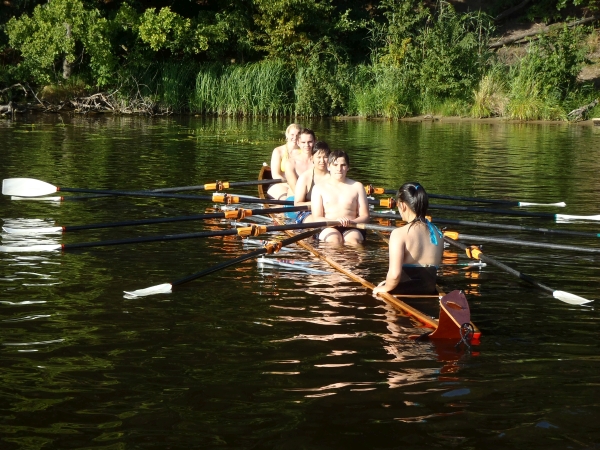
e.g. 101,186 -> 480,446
123,228 -> 322,298
444,236 -> 592,306
364,185 -> 565,207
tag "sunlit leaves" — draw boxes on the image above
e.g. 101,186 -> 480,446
6,0 -> 116,86
138,7 -> 209,54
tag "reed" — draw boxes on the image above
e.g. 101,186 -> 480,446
191,61 -> 294,116
348,64 -> 415,118
470,67 -> 508,118
157,62 -> 198,112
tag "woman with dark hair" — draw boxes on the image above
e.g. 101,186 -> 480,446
373,182 -> 444,296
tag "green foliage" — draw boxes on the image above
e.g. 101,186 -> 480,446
250,0 -> 336,60
0,0 -> 598,120
373,0 -> 428,67
504,24 -> 587,120
370,0 -> 495,110
416,3 -> 495,101
5,0 -> 116,86
527,26 -> 587,98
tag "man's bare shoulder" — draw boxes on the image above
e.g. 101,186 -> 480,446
344,178 -> 365,192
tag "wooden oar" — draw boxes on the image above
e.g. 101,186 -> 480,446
443,236 -> 592,305
9,179 -> 283,202
365,185 -> 565,207
2,206 -> 309,235
443,231 -> 600,254
0,221 -> 337,253
428,204 -> 599,221
3,179 -> 398,208
123,228 -> 321,298
371,208 -> 600,222
354,223 -> 600,254
2,178 -> 288,204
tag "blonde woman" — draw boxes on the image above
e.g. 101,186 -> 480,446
267,123 -> 301,200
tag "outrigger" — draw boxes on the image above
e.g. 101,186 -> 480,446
257,165 -> 481,343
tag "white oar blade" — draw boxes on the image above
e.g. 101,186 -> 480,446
556,214 -> 600,222
3,178 -> 57,197
124,283 -> 173,298
0,244 -> 61,253
553,290 -> 593,305
12,196 -> 62,202
2,226 -> 62,235
519,202 -> 566,207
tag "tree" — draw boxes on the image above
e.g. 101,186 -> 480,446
6,0 -> 116,86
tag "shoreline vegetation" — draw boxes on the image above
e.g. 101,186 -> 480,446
2,1 -> 600,122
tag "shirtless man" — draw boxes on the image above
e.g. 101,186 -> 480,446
308,149 -> 370,245
267,123 -> 301,200
292,141 -> 330,223
284,128 -> 315,196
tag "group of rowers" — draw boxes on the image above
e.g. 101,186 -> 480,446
266,123 -> 444,297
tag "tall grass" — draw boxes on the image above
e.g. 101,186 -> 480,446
470,66 -> 508,118
158,62 -> 198,112
191,60 -> 294,116
348,64 -> 415,118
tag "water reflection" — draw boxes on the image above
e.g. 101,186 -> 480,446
1,115 -> 599,449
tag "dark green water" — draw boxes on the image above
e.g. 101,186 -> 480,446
0,115 -> 599,449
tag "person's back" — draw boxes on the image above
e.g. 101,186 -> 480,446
373,182 -> 443,296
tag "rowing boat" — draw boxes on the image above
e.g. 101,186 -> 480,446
257,165 -> 481,342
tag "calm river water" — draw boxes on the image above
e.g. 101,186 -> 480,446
0,114 -> 599,449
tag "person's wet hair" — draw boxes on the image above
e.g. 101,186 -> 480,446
312,141 -> 330,157
397,182 -> 429,221
328,149 -> 349,166
299,128 -> 316,141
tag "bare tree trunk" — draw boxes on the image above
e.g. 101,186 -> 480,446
63,22 -> 72,80
490,15 -> 600,49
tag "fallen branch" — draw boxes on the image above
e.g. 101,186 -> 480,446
567,99 -> 599,122
490,15 -> 600,48
0,83 -> 27,96
0,101 -> 13,114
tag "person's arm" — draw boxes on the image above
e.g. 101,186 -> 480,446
294,172 -> 310,206
270,147 -> 284,180
307,185 -> 325,222
285,159 -> 299,193
373,229 -> 404,295
353,182 -> 370,224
